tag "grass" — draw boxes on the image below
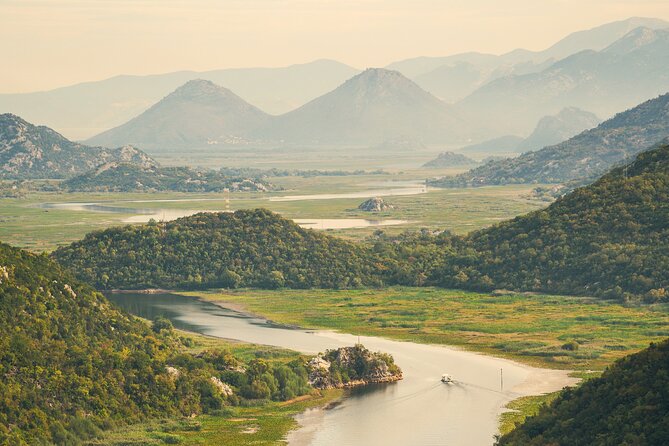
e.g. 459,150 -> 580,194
186,287 -> 669,371
0,174 -> 546,251
90,330 -> 343,446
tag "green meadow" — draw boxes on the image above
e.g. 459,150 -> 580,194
189,287 -> 669,371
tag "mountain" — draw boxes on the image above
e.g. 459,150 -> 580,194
439,93 -> 669,186
433,142 -> 669,300
517,107 -> 600,152
389,17 -> 669,102
264,68 -> 471,145
62,163 -> 272,193
498,338 -> 669,445
86,80 -> 271,149
0,60 -> 359,140
422,151 -> 478,168
457,26 -> 669,135
53,209 -> 380,290
0,114 -> 155,179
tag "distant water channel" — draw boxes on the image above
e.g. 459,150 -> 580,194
107,292 -> 574,446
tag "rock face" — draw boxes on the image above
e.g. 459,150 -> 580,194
518,107 -> 600,152
358,197 -> 394,212
423,151 -> 479,168
436,92 -> 669,186
307,344 -> 403,389
0,114 -> 156,179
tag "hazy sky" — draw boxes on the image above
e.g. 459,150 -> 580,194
2,0 -> 669,93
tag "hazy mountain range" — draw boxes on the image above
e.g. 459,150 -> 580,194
86,69 -> 471,148
457,107 -> 601,156
439,92 -> 669,186
0,114 -> 155,179
1,17 -> 667,142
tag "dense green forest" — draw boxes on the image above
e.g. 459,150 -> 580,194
53,144 -> 669,301
53,209 -> 380,290
0,242 -> 322,444
498,338 -> 669,445
434,142 -> 669,301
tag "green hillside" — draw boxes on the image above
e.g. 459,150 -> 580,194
498,338 -> 669,445
433,142 -> 669,300
53,209 -> 380,290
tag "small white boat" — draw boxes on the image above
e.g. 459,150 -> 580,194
441,374 -> 454,384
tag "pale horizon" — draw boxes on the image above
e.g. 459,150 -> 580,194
2,0 -> 669,93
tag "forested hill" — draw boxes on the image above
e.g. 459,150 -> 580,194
435,142 -> 669,300
0,243 -> 224,443
498,338 -> 669,445
434,92 -> 669,186
53,209 -> 380,290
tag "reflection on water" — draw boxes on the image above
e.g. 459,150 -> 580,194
106,292 -> 567,446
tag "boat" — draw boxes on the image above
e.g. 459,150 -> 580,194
441,374 -> 454,384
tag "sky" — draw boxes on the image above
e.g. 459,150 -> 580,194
2,0 -> 669,93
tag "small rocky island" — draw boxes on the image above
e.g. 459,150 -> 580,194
358,197 -> 394,212
307,344 -> 403,389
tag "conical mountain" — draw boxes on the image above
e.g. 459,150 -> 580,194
0,113 -> 155,179
265,68 -> 471,144
86,79 -> 271,149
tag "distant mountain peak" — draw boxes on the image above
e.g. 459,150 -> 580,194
603,26 -> 669,54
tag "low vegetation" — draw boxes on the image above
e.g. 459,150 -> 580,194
188,288 -> 669,371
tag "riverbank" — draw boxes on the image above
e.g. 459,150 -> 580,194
184,290 -> 583,441
187,287 -> 669,372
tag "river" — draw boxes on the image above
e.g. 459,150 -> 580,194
107,292 -> 575,446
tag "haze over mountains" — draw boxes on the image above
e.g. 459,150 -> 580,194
1,17 -> 667,143
442,92 -> 669,186
459,25 -> 669,135
89,80 -> 271,149
87,69 -> 470,149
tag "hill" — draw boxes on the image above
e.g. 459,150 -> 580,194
422,151 -> 478,168
263,68 -> 471,145
433,142 -> 669,300
0,114 -> 155,179
0,242 -> 312,443
437,92 -> 669,186
86,80 -> 271,149
62,163 -> 272,193
498,338 -> 669,445
517,107 -> 600,152
52,209 -> 380,290
0,60 -> 359,140
457,26 -> 669,135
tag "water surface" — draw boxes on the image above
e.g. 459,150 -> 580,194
107,292 -> 574,446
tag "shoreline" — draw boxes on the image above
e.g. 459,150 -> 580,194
186,292 -> 580,441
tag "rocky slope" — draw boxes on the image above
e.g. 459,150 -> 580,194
0,114 -> 155,179
436,92 -> 669,186
307,345 -> 402,389
517,107 -> 600,152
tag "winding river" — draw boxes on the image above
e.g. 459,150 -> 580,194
107,292 -> 575,446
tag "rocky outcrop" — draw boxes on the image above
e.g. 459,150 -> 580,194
358,197 -> 394,212
422,151 -> 478,168
307,344 -> 402,389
